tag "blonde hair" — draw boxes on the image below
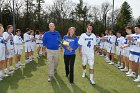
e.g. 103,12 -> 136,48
67,27 -> 76,38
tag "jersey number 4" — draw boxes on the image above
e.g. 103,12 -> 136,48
87,41 -> 91,48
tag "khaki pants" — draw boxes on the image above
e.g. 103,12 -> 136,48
47,49 -> 60,77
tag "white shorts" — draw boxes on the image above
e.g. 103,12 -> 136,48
30,44 -> 35,51
104,43 -> 108,50
129,54 -> 140,63
116,47 -> 123,56
25,44 -> 31,52
123,49 -> 130,57
6,49 -> 14,58
129,54 -> 135,62
107,45 -> 115,53
15,48 -> 22,55
0,46 -> 5,61
134,56 -> 140,63
82,53 -> 94,69
36,43 -> 43,48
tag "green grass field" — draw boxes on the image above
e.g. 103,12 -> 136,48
0,51 -> 140,93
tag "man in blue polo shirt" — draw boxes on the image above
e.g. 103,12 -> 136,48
43,23 -> 61,82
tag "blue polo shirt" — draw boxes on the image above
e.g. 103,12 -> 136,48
43,31 -> 61,50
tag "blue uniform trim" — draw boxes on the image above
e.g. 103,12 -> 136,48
130,51 -> 140,56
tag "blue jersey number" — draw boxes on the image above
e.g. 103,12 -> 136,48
87,41 -> 91,48
10,39 -> 14,45
124,39 -> 128,44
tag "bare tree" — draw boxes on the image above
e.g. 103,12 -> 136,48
101,2 -> 112,29
14,0 -> 24,27
89,6 -> 100,22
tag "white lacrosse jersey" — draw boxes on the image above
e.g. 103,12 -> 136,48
3,32 -> 14,50
108,35 -> 116,46
30,35 -> 35,44
0,35 -> 6,49
24,33 -> 31,45
14,35 -> 23,49
116,36 -> 125,47
78,33 -> 97,54
130,34 -> 140,52
0,35 -> 6,60
35,35 -> 43,44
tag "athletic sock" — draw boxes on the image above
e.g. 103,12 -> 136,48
83,69 -> 86,73
127,69 -> 132,74
118,61 -> 120,65
121,63 -> 123,66
125,67 -> 128,69
90,74 -> 93,80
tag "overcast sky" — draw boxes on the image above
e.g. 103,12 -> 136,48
45,0 -> 140,18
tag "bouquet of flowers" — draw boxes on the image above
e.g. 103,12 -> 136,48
58,39 -> 73,52
62,40 -> 69,47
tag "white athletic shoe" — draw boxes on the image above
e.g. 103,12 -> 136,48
109,62 -> 114,65
82,72 -> 86,78
100,54 -> 104,57
106,60 -> 111,63
134,78 -> 140,82
126,72 -> 136,78
29,57 -> 32,62
9,66 -> 15,74
4,69 -> 9,77
105,57 -> 108,60
105,58 -> 109,62
15,63 -> 21,70
126,71 -> 132,75
117,64 -> 121,67
90,80 -> 96,85
118,65 -> 123,69
114,63 -> 120,67
9,66 -> 15,71
120,68 -> 128,72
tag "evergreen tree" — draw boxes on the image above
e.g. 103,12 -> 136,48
116,1 -> 132,31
